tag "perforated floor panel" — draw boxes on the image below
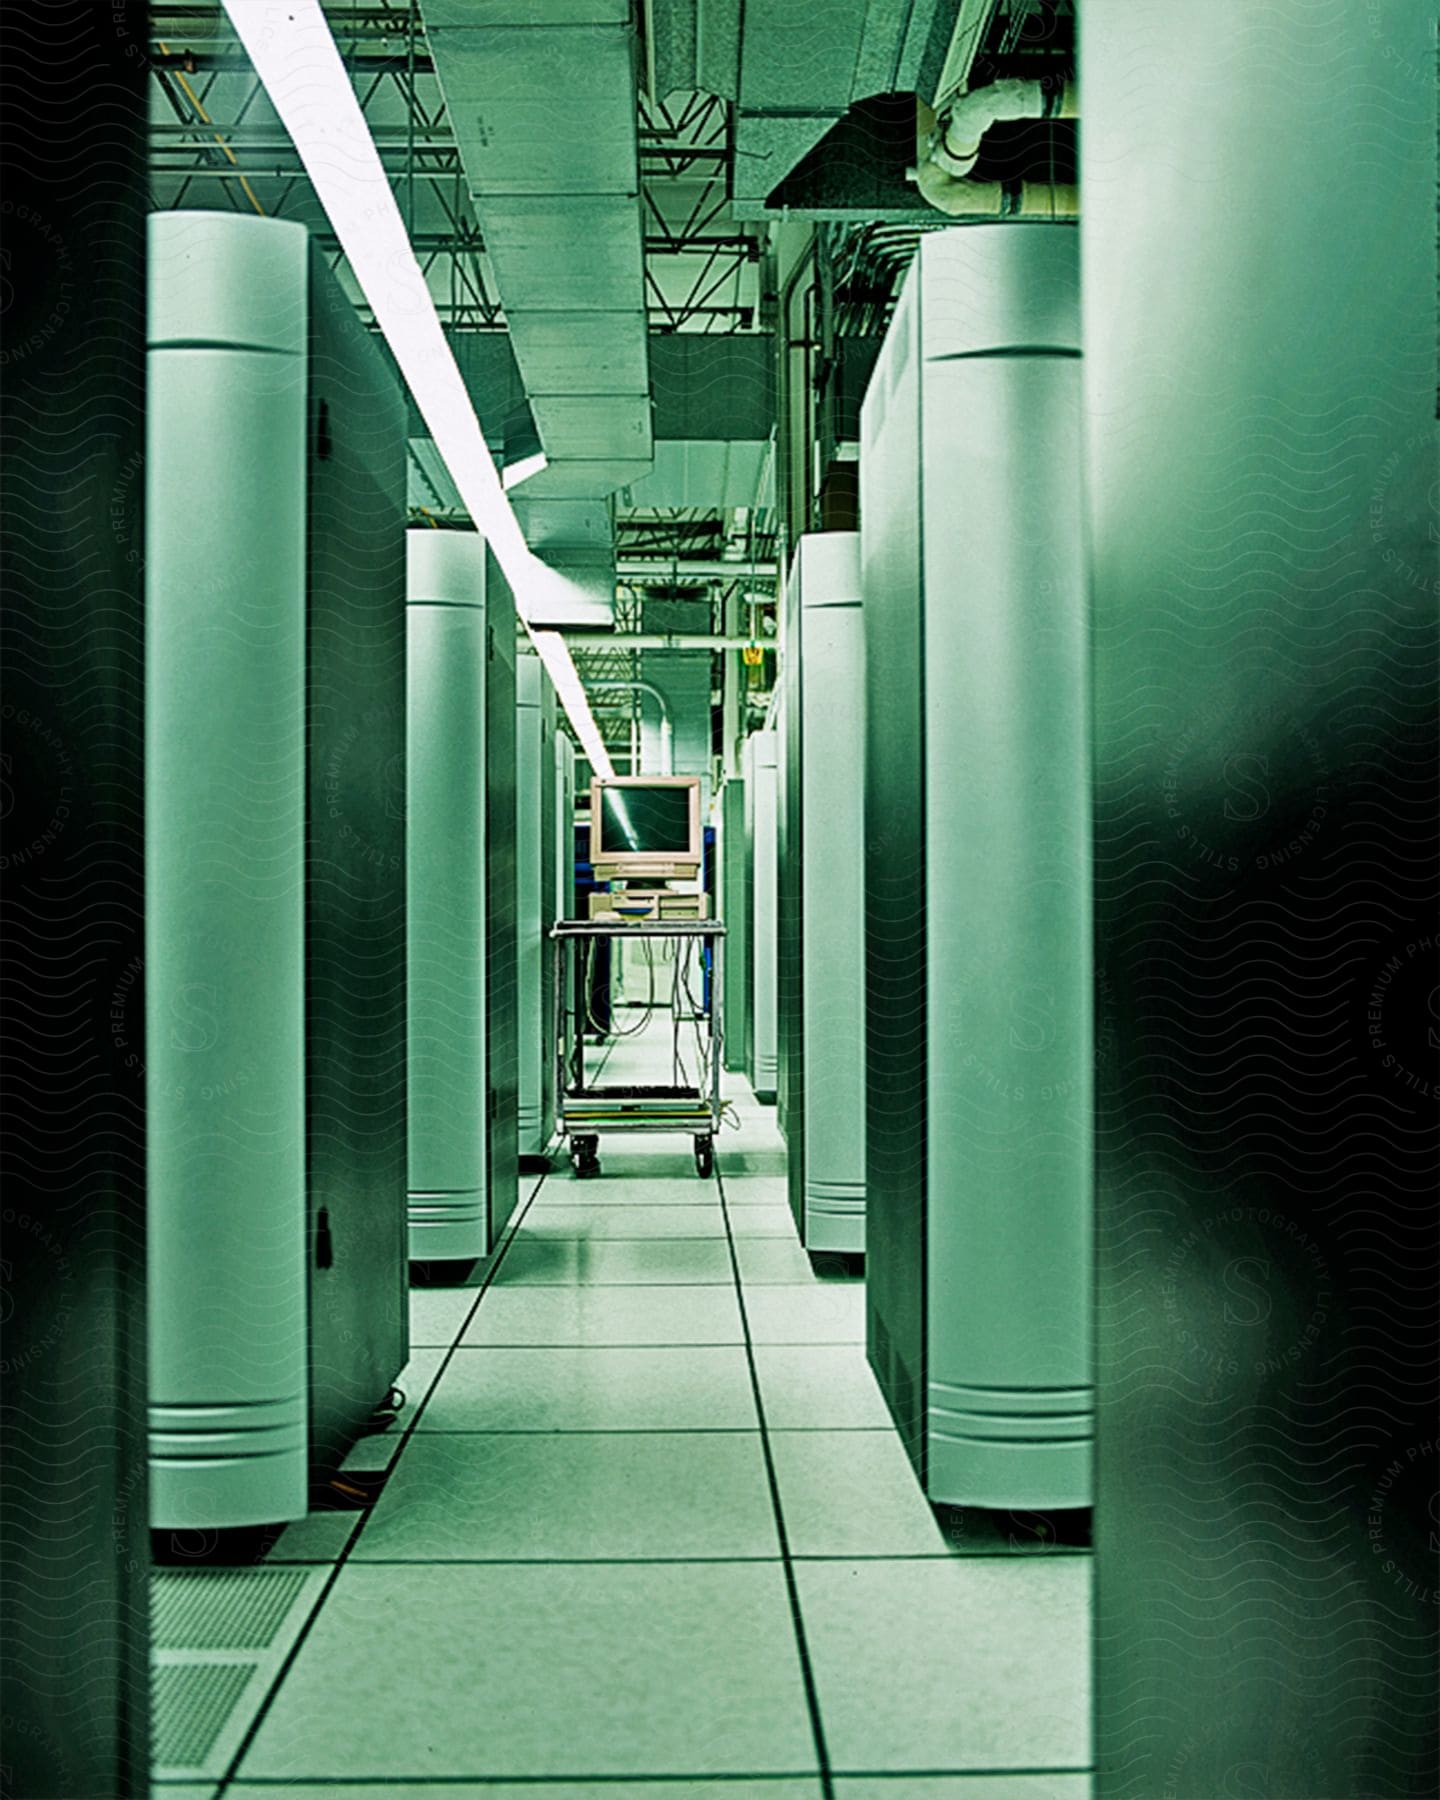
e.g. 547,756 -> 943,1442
153,1661 -> 259,1771
151,1566 -> 327,1783
154,1565 -> 314,1652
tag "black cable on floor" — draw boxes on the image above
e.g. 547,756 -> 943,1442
714,1151 -> 837,1800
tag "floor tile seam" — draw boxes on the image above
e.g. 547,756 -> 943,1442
460,1281 -> 744,1291
531,1187 -> 777,1195
512,1237 -> 735,1245
487,1280 -> 742,1289
338,1550 -> 1093,1565
506,1234 -> 735,1244
528,1194 -> 781,1202
485,1277 -> 857,1288
714,1158 -> 836,1800
366,1424 -> 765,1436
340,1555 -> 790,1567
405,1425 -> 900,1435
829,1768 -> 1097,1779
793,1549 -> 1095,1562
219,1765 -> 1095,1786
514,1229 -> 798,1238
442,1342 -> 858,1350
432,1339 -> 862,1353
216,1165 -> 554,1795
154,1543 -> 1092,1568
426,1340 -> 754,1350
219,1768 -> 830,1787
406,1427 -> 845,1437
531,1190 -> 725,1199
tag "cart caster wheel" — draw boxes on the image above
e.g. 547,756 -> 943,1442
574,1152 -> 601,1180
571,1137 -> 601,1180
694,1135 -> 714,1178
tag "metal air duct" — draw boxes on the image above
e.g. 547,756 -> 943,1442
424,0 -> 655,621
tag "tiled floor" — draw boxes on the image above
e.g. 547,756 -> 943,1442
155,1042 -> 1091,1800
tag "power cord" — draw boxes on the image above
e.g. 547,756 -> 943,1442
583,934 -> 656,1041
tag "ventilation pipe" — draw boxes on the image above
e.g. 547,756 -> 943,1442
932,77 -> 1076,179
590,680 -> 673,774
565,634 -> 773,652
914,85 -> 1078,219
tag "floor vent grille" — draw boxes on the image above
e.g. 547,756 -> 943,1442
152,1660 -> 258,1771
153,1565 -> 313,1651
150,1565 -> 326,1782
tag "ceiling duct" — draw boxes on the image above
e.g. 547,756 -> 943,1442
511,494 -> 615,626
424,0 -> 656,624
648,0 -> 957,216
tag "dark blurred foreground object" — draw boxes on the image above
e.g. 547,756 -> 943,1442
1085,1 -> 1439,1794
0,3 -> 151,1794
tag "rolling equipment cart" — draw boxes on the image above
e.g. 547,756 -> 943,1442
552,918 -> 726,1179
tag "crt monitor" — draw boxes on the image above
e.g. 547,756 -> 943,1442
590,776 -> 702,875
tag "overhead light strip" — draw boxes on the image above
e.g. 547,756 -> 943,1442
501,451 -> 548,491
219,0 -> 614,778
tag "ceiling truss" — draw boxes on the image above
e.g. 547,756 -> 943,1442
147,4 -> 759,335
148,0 -> 778,735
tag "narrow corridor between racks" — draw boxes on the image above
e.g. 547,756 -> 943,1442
152,1048 -> 1092,1799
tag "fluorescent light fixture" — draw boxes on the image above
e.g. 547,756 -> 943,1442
221,0 -> 614,779
501,452 -> 548,491
529,631 -> 613,774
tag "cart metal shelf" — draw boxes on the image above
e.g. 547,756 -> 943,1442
551,918 -> 726,1178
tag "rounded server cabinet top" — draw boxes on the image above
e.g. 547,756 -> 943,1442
517,652 -> 543,706
796,530 -> 861,608
918,222 -> 1080,359
148,210 -> 308,355
406,525 -> 486,608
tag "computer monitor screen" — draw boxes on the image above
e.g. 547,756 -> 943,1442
595,782 -> 694,857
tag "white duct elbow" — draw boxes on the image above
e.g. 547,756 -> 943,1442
914,78 -> 1078,219
931,77 -> 1055,179
915,160 -> 1004,214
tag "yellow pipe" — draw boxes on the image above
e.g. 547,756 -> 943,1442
158,42 -> 267,217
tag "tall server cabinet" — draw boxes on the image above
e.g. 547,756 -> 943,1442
743,729 -> 780,1102
720,778 -> 749,1072
485,559 -> 520,1239
147,213 -> 408,1528
406,529 -> 490,1261
779,534 -> 866,1251
305,235 -> 410,1473
548,733 -> 576,1134
861,225 -> 1091,1510
517,654 -> 556,1158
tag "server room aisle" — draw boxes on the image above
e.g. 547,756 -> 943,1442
152,1062 -> 1091,1799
